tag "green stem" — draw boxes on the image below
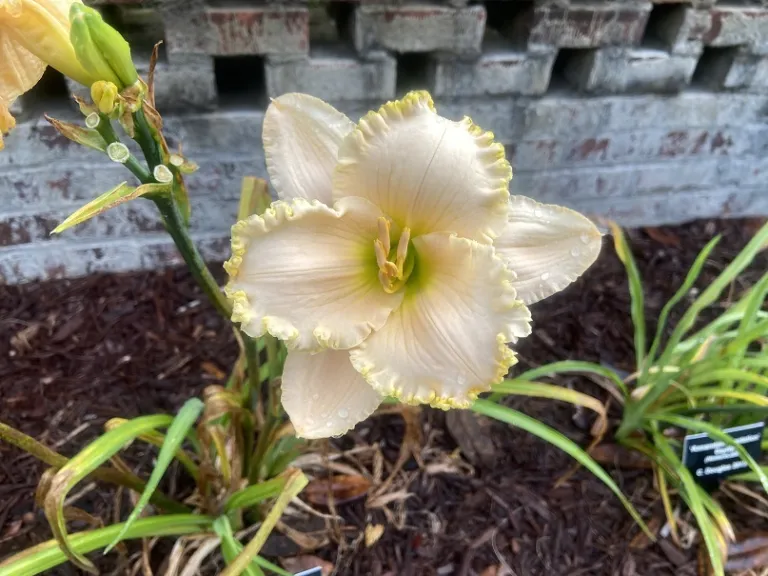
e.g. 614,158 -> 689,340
133,108 -> 163,169
94,113 -> 152,184
0,515 -> 214,576
243,336 -> 262,408
152,195 -> 232,320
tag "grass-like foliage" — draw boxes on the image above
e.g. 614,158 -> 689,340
482,220 -> 768,575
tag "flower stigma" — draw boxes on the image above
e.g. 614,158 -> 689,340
374,216 -> 414,294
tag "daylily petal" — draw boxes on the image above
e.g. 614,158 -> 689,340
0,30 -> 46,103
282,349 -> 382,439
350,233 -> 532,408
225,196 -> 403,352
263,93 -> 355,204
1,0 -> 95,88
494,196 -> 603,305
0,101 -> 16,150
333,90 -> 511,244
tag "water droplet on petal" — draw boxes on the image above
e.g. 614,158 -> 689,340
533,208 -> 543,218
312,393 -> 320,400
580,233 -> 591,245
326,421 -> 333,428
570,247 -> 580,257
540,272 -> 550,281
338,408 -> 349,419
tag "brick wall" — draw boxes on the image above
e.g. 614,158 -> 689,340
2,0 -> 768,283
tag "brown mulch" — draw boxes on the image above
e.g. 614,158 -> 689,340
0,217 -> 766,575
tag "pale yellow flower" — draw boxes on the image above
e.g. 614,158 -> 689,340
225,91 -> 602,439
0,0 -> 95,148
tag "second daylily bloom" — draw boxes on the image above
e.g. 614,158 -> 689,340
0,0 -> 96,148
225,91 -> 603,439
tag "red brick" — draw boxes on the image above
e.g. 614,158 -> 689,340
529,4 -> 652,48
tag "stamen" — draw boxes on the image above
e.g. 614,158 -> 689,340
377,217 -> 391,255
374,223 -> 414,294
395,227 -> 411,273
374,239 -> 389,271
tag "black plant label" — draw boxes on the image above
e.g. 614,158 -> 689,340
682,421 -> 764,489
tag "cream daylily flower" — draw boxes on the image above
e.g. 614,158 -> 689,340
225,91 -> 602,439
0,0 -> 94,149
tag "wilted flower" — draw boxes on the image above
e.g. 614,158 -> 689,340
0,0 -> 96,149
225,91 -> 602,439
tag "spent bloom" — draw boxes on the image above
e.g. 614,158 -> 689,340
0,0 -> 96,149
225,91 -> 602,439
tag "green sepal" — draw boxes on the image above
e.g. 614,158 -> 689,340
44,115 -> 107,152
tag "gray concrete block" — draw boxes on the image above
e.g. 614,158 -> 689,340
431,49 -> 556,97
65,54 -> 217,111
164,5 -> 309,56
567,48 -> 697,94
529,3 -> 652,49
570,187 -> 767,227
509,126 -> 752,171
511,160 -> 719,202
522,96 -> 612,139
265,50 -> 396,101
0,240 -> 144,284
702,6 -> 768,56
353,4 -> 485,55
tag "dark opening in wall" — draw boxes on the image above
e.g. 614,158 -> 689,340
548,48 -> 594,92
642,2 -> 689,51
483,1 -> 534,50
691,46 -> 739,89
309,1 -> 354,50
97,4 -> 165,57
396,53 -> 433,97
214,56 -> 266,107
19,68 -> 71,116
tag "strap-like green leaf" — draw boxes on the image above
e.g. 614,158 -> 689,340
42,414 -> 174,572
0,515 -> 213,576
105,398 -> 204,552
470,399 -> 653,538
652,432 -> 725,576
213,516 -> 264,576
52,182 -> 169,234
646,235 -> 720,371
221,469 -> 308,576
223,475 -> 288,513
609,223 -> 646,369
238,176 -> 271,221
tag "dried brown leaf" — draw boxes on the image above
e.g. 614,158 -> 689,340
365,523 -> 384,547
644,227 -> 682,247
589,443 -> 653,470
445,409 -> 497,468
304,474 -> 371,506
200,361 -> 226,380
11,323 -> 41,352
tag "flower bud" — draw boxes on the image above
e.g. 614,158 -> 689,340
90,81 -> 118,115
69,3 -> 138,90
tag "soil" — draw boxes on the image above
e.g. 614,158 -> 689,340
1,217 -> 766,576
